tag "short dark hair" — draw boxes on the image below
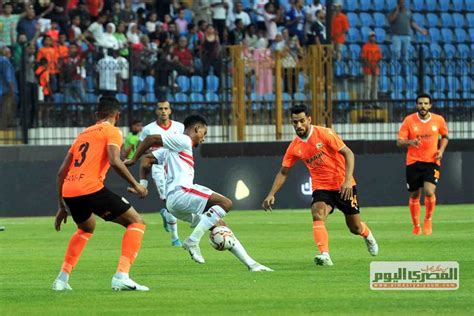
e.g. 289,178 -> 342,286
290,104 -> 309,116
416,93 -> 432,104
97,96 -> 121,119
184,115 -> 207,129
131,119 -> 142,125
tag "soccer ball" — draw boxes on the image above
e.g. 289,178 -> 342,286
209,226 -> 235,251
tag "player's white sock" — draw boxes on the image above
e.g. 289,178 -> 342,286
163,209 -> 179,240
365,231 -> 376,243
230,238 -> 257,267
113,272 -> 129,280
57,271 -> 69,282
189,205 -> 227,242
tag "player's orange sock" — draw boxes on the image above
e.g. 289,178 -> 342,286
312,220 -> 329,254
359,221 -> 370,238
117,223 -> 146,274
409,197 -> 421,227
424,195 -> 436,220
61,229 -> 93,274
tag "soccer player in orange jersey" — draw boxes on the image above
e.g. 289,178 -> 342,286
52,96 -> 150,291
262,104 -> 378,266
397,93 -> 449,235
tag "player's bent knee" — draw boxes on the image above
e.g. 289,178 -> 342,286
349,226 -> 362,235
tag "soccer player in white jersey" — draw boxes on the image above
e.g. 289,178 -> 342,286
139,101 -> 184,247
126,115 -> 273,272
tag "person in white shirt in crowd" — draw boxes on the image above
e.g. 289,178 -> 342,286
97,49 -> 120,97
226,1 -> 250,31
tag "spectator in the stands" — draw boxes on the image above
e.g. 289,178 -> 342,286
175,8 -> 189,36
187,23 -> 199,51
69,1 -> 92,31
97,49 -> 120,97
308,9 -> 328,45
153,47 -> 175,101
35,57 -> 52,102
36,35 -> 59,92
227,1 -> 251,31
264,2 -> 281,44
62,42 -> 85,104
331,1 -> 349,60
25,43 -> 38,127
173,36 -> 194,75
114,21 -> 129,57
210,0 -> 229,42
192,0 -> 212,25
229,19 -> 246,45
361,31 -> 382,100
200,24 -> 222,77
87,12 -> 107,46
388,0 -> 427,61
304,0 -> 324,36
146,12 -> 159,34
86,0 -> 104,20
56,32 -> 70,63
197,19 -> 208,41
286,0 -> 306,45
127,22 -> 142,49
0,46 -> 18,129
100,23 -> 120,50
110,1 -> 122,27
120,0 -> 137,23
245,23 -> 259,49
253,0 -> 269,32
0,2 -> 21,48
17,4 -> 38,42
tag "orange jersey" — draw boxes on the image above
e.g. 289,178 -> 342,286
331,13 -> 349,44
398,113 -> 448,166
282,125 -> 356,191
361,42 -> 382,75
36,47 -> 59,74
35,65 -> 50,96
62,122 -> 123,197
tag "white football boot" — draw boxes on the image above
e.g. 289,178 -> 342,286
183,238 -> 205,264
111,277 -> 149,291
52,279 -> 73,291
364,231 -> 379,256
248,263 -> 274,272
314,253 -> 334,266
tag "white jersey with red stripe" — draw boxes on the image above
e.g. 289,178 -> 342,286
152,133 -> 195,197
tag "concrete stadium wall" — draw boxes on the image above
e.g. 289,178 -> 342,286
1,144 -> 473,217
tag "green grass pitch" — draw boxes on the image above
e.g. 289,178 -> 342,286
1,205 -> 473,315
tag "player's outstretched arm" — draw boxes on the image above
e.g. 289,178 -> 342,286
137,153 -> 159,188
125,135 -> 163,166
108,145 -> 148,198
262,166 -> 291,211
55,152 -> 73,231
339,146 -> 355,200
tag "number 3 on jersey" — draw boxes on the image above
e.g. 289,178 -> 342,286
74,142 -> 90,167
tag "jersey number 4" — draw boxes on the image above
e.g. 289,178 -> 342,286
74,142 -> 90,167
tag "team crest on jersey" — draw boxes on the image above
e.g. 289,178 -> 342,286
432,125 -> 438,132
316,142 -> 323,149
413,126 -> 418,132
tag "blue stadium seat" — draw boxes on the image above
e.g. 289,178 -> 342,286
282,92 -> 292,110
412,13 -> 425,27
386,0 -> 398,10
406,76 -> 418,93
379,76 -> 390,92
132,93 -> 142,102
297,73 -> 305,92
359,13 -> 374,27
460,76 -> 471,92
392,76 -> 404,91
374,0 -> 386,11
390,60 -> 402,75
429,28 -> 441,42
452,13 -> 465,28
344,0 -> 358,12
340,44 -> 348,59
116,93 -> 127,103
145,92 -> 157,103
206,75 -> 219,92
360,26 -> 372,42
190,92 -> 204,111
375,28 -> 386,43
349,61 -> 360,76
347,13 -> 360,28
457,44 -> 470,58
293,92 -> 306,102
467,14 -> 474,28
426,13 -> 439,28
374,13 -> 387,27
240,0 -> 251,9
423,76 -> 432,91
250,92 -> 264,111
145,76 -> 154,93
205,92 -> 220,111
359,0 -> 371,11
264,93 -> 275,110
447,77 -> 460,92
334,61 -> 346,77
438,0 -> 450,11
441,28 -> 454,43
174,92 -> 189,111
425,0 -> 437,11
86,76 -> 94,92
452,0 -> 463,12
454,28 -> 468,43
190,76 -> 204,93
176,76 -> 190,92
467,0 -> 474,11
54,93 -> 64,103
433,76 -> 446,91
85,93 -> 98,103
379,62 -> 388,76
430,43 -> 442,58
380,44 -> 391,59
132,76 -> 145,93
413,0 -> 424,11
440,13 -> 453,27
391,91 -> 404,100
349,44 -> 361,58
347,29 -> 361,43
443,44 -> 456,58
406,90 -> 417,100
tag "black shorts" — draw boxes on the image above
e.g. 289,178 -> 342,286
406,162 -> 440,192
311,186 -> 360,215
64,187 -> 131,224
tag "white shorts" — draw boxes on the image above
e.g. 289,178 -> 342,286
166,184 -> 214,227
152,166 -> 166,200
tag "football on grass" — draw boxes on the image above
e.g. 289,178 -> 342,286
209,226 -> 235,251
